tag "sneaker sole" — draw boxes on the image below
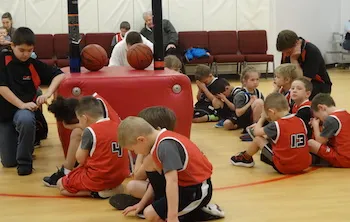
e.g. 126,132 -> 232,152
42,180 -> 57,188
230,159 -> 255,167
109,194 -> 141,210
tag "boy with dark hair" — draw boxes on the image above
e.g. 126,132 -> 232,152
276,30 -> 332,99
43,93 -> 121,188
231,92 -> 311,174
0,27 -> 65,175
193,64 -> 220,123
109,31 -> 153,67
111,21 -> 131,49
56,96 -> 130,197
308,93 -> 350,168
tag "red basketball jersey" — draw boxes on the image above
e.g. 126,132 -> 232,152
272,115 -> 311,174
151,129 -> 213,187
279,87 -> 292,108
82,119 -> 130,191
116,33 -> 123,42
92,93 -> 121,123
292,100 -> 311,114
328,110 -> 350,165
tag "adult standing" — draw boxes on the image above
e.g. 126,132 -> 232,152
276,30 -> 332,99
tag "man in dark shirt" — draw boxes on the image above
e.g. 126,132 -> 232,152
276,30 -> 332,99
0,27 -> 65,175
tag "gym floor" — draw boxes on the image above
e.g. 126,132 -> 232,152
0,69 -> 349,222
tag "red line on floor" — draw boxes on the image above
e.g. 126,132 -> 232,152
0,167 -> 319,199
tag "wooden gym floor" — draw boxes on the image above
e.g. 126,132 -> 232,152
0,69 -> 350,222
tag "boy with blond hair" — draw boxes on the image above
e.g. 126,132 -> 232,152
118,116 -> 215,221
274,63 -> 299,109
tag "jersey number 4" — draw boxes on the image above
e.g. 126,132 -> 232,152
291,134 -> 306,148
112,142 -> 123,157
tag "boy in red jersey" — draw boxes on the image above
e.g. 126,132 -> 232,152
56,96 -> 130,197
43,92 -> 121,187
231,92 -> 311,174
118,116 -> 213,222
308,93 -> 350,167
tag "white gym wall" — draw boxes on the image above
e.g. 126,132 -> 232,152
0,0 -> 348,67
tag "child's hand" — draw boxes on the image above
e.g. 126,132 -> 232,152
291,40 -> 302,60
36,93 -> 50,106
196,80 -> 206,91
20,102 -> 38,111
122,203 -> 143,216
250,95 -> 257,103
217,93 -> 226,101
310,118 -> 320,128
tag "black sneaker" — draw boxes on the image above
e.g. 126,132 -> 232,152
17,165 -> 33,176
43,166 -> 66,187
230,151 -> 255,167
109,194 -> 141,210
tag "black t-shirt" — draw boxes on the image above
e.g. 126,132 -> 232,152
0,52 -> 63,121
282,38 -> 332,85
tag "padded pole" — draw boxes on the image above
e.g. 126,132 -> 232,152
152,0 -> 164,70
67,0 -> 81,73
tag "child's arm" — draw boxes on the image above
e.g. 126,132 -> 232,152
218,93 -> 236,111
75,128 -> 94,165
165,170 -> 179,221
0,86 -> 38,111
134,154 -> 148,180
37,73 -> 65,105
196,88 -> 203,101
123,183 -> 154,216
196,80 -> 216,102
253,114 -> 267,136
311,117 -> 338,144
235,95 -> 256,117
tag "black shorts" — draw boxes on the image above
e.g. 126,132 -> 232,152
310,81 -> 332,100
260,143 -> 282,174
228,108 -> 253,129
193,102 -> 217,119
149,171 -> 213,221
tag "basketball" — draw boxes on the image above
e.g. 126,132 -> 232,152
127,43 -> 153,70
81,44 -> 108,71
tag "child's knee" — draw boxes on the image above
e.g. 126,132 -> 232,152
57,178 -> 64,191
252,99 -> 264,109
125,180 -> 137,195
15,110 -> 35,128
144,205 -> 162,222
223,120 -> 234,130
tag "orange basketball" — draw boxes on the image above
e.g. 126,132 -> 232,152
81,44 -> 108,71
127,43 -> 153,70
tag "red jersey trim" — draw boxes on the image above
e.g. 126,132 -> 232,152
93,92 -> 109,120
87,127 -> 97,156
151,129 -> 167,154
329,115 -> 342,136
86,118 -> 111,156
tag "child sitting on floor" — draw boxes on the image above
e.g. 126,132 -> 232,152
308,93 -> 350,168
56,96 -> 130,198
231,92 -> 311,174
